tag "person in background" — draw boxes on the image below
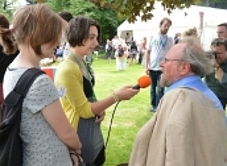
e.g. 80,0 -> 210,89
2,4 -> 81,166
115,43 -> 127,71
174,32 -> 181,44
0,13 -> 18,105
129,41 -> 138,65
54,15 -> 139,166
105,39 -> 112,63
182,27 -> 198,38
128,40 -> 227,166
217,22 -> 227,38
145,17 -> 174,112
125,32 -> 132,46
139,37 -> 147,66
58,11 -> 73,59
117,44 -> 129,71
205,38 -> 227,110
181,11 -> 204,44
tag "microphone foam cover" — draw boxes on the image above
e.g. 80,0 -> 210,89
137,75 -> 151,88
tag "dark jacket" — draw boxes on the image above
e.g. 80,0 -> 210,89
205,59 -> 227,99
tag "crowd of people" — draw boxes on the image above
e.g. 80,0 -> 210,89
104,34 -> 147,71
0,3 -> 227,166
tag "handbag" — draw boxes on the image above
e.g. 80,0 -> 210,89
0,68 -> 44,166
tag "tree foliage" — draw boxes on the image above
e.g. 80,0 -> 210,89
89,0 -> 205,23
47,0 -> 71,11
68,0 -> 120,41
45,0 -> 121,42
0,0 -> 17,19
25,0 -> 46,4
20,0 -> 227,42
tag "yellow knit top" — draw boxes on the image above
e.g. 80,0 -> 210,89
54,59 -> 94,130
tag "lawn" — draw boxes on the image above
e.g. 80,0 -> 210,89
91,54 -> 154,166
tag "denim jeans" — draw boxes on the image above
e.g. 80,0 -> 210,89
148,70 -> 164,108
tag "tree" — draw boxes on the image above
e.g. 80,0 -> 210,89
0,0 -> 17,19
46,0 -> 121,42
68,0 -> 120,42
25,0 -> 46,4
199,0 -> 227,8
89,0 -> 204,23
47,0 -> 71,11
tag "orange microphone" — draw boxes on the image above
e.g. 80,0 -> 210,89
133,75 -> 151,90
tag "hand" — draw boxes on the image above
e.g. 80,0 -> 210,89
70,152 -> 83,166
95,111 -> 105,123
145,67 -> 149,75
199,11 -> 204,17
115,85 -> 139,101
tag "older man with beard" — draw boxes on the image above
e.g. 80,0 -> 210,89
128,40 -> 227,166
159,40 -> 222,109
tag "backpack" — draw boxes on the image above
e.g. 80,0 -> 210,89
107,44 -> 112,51
0,68 -> 44,166
118,46 -> 124,57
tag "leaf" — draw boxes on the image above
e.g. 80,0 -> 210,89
90,0 -> 203,23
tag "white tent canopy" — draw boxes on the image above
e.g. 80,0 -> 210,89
117,3 -> 227,50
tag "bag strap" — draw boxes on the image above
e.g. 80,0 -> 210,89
13,68 -> 45,97
0,68 -> 45,123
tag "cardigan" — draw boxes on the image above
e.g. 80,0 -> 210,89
54,59 -> 94,130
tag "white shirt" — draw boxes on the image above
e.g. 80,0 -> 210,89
147,33 -> 173,70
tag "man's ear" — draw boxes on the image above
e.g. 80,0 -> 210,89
180,62 -> 191,75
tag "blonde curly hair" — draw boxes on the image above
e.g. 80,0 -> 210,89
182,27 -> 198,37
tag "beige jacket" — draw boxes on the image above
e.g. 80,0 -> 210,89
129,88 -> 227,166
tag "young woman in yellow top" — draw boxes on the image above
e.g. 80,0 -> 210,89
54,15 -> 139,166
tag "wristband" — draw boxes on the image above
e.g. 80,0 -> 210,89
110,89 -> 119,102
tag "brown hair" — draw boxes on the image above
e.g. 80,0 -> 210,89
211,38 -> 227,50
58,11 -> 73,22
218,22 -> 227,29
12,4 -> 65,56
159,17 -> 172,26
0,14 -> 17,55
66,15 -> 100,47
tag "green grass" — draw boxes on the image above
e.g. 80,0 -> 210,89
91,54 -> 153,166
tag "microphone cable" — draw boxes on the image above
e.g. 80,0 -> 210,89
105,100 -> 121,148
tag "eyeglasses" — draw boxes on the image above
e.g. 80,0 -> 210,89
163,57 -> 184,63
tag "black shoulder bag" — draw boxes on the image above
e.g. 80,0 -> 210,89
0,68 -> 44,166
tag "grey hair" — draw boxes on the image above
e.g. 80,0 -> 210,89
180,40 -> 213,76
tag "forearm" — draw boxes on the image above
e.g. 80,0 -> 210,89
61,131 -> 82,151
145,50 -> 151,68
91,94 -> 116,115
